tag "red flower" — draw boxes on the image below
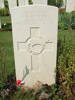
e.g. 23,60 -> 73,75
59,9 -> 62,13
16,80 -> 21,86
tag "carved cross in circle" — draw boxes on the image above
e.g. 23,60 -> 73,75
17,27 -> 53,55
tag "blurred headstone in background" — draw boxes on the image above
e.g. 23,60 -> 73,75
0,0 -> 4,8
0,0 -> 5,29
18,0 -> 25,6
32,0 -> 47,5
66,0 -> 75,12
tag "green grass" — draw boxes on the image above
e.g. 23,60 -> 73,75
1,16 -> 11,25
58,30 -> 75,54
0,31 -> 15,75
58,30 -> 75,41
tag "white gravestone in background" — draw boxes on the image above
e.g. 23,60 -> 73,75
11,5 -> 58,87
0,16 -> 1,29
8,0 -> 29,12
19,0 -> 28,6
0,0 -> 4,29
62,0 -> 66,8
33,0 -> 47,5
8,0 -> 17,13
18,0 -> 25,6
66,0 -> 75,12
0,0 -> 4,8
25,0 -> 28,5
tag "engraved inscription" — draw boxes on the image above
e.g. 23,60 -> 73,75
26,37 -> 45,55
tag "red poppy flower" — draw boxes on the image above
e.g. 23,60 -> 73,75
16,80 -> 21,86
59,9 -> 62,13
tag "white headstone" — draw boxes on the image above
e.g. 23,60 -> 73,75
8,0 -> 29,12
18,0 -> 25,6
0,0 -> 4,29
62,0 -> 66,8
0,16 -> 1,29
11,5 -> 58,87
25,0 -> 28,5
8,0 -> 17,13
66,0 -> 75,12
33,0 -> 47,5
0,0 -> 4,8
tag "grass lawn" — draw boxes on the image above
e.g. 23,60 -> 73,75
58,30 -> 75,55
58,30 -> 75,51
1,16 -> 11,25
0,31 -> 15,75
